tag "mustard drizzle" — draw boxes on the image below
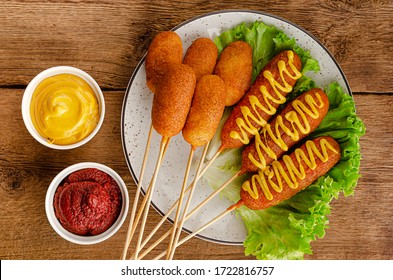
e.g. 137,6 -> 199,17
229,51 -> 302,144
248,92 -> 325,170
242,138 -> 339,200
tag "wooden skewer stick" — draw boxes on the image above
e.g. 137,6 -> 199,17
153,201 -> 244,260
121,169 -> 157,258
123,132 -> 170,259
165,147 -> 195,259
137,169 -> 240,260
130,146 -> 223,259
121,124 -> 153,260
167,143 -> 209,259
133,136 -> 170,260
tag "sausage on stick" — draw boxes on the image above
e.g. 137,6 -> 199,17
122,31 -> 183,259
131,63 -> 196,259
152,136 -> 341,259
165,74 -> 226,259
125,62 -> 196,260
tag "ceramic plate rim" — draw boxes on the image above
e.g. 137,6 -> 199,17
120,9 -> 351,246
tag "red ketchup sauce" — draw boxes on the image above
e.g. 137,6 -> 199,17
53,168 -> 122,236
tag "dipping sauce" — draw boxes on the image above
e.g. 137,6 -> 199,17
30,74 -> 99,145
53,168 -> 122,236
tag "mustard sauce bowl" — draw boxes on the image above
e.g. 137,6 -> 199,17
22,66 -> 105,149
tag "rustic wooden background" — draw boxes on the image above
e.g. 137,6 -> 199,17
1,0 -> 392,260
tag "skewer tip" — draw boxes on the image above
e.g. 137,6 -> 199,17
217,144 -> 225,154
238,168 -> 248,176
227,200 -> 244,211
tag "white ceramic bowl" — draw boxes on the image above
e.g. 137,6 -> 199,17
21,66 -> 105,150
45,162 -> 129,245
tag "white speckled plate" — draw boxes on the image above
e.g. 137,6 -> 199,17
121,10 -> 350,245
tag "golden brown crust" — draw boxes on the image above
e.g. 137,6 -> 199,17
152,64 -> 196,138
241,88 -> 330,173
182,75 -> 226,148
183,38 -> 218,82
220,50 -> 302,150
145,31 -> 183,93
214,41 -> 253,106
240,136 -> 341,210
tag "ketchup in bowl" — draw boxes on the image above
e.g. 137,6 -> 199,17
53,168 -> 122,236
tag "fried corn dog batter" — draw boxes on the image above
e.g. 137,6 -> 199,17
214,40 -> 253,106
183,37 -> 218,82
145,31 -> 183,93
152,64 -> 196,138
182,75 -> 226,148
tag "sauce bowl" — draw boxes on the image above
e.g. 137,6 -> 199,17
21,66 -> 105,150
45,162 -> 129,245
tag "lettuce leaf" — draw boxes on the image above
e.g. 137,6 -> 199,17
203,21 -> 365,260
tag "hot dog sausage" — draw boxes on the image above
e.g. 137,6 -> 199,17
240,136 -> 341,210
241,88 -> 330,174
182,75 -> 226,149
152,64 -> 196,138
214,41 -> 253,106
220,50 -> 303,150
183,37 -> 218,82
145,31 -> 183,93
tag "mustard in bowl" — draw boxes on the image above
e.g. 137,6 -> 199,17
22,66 -> 105,149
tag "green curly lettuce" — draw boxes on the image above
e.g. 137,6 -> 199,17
203,21 -> 365,260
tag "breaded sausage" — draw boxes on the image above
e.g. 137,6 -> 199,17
241,88 -> 330,174
240,136 -> 341,210
182,75 -> 226,148
145,31 -> 183,93
152,64 -> 196,138
183,38 -> 218,81
214,41 -> 253,106
220,50 -> 303,150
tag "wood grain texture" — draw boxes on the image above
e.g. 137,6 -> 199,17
1,89 -> 392,260
0,0 -> 392,92
0,0 -> 392,260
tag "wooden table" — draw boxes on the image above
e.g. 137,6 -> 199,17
1,0 -> 392,260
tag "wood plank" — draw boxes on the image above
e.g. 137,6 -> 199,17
306,94 -> 393,259
0,0 -> 392,93
0,88 -> 392,259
